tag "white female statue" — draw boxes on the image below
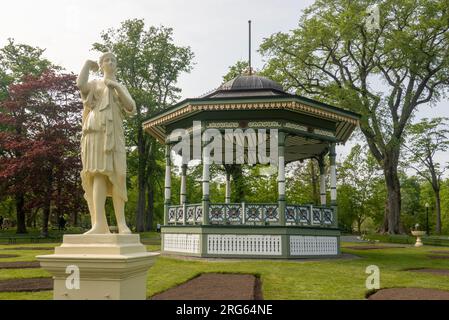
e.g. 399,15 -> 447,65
76,52 -> 136,234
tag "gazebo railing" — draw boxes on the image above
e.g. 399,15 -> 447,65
168,204 -> 203,224
167,203 -> 336,227
285,205 -> 334,226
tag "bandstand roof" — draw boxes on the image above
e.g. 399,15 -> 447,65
143,75 -> 361,162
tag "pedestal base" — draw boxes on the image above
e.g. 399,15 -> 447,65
414,237 -> 423,247
37,234 -> 159,300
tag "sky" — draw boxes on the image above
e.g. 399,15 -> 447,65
1,0 -> 448,168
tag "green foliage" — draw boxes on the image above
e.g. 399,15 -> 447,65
245,165 -> 278,203
222,60 -> 249,82
287,160 -> 319,205
403,117 -> 449,184
0,38 -> 54,101
337,144 -> 385,233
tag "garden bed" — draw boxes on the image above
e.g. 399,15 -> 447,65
0,278 -> 52,292
368,288 -> 449,300
151,273 -> 262,300
0,261 -> 40,269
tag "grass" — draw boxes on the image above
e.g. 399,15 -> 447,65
1,240 -> 449,300
146,243 -> 449,299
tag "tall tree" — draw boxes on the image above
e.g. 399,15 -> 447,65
259,0 -> 449,233
0,71 -> 84,235
0,39 -> 53,233
92,19 -> 194,231
403,117 -> 449,234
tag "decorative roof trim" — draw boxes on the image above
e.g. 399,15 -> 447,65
142,100 -> 359,131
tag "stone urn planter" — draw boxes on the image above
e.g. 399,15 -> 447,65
411,230 -> 426,247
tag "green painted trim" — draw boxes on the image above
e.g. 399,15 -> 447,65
161,225 -> 340,236
202,200 -> 210,225
164,204 -> 169,225
282,233 -> 289,258
170,110 -> 337,130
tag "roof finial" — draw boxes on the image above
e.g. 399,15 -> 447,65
248,20 -> 252,76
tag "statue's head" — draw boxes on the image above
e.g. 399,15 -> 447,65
99,52 -> 117,75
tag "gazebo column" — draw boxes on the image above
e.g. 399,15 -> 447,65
225,172 -> 231,204
329,143 -> 337,227
180,164 -> 187,225
164,144 -> 171,225
278,132 -> 286,226
202,153 -> 210,225
329,143 -> 337,205
318,156 -> 326,206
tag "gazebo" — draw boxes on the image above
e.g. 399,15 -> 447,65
143,74 -> 360,258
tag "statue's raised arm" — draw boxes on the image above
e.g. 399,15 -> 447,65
76,60 -> 99,96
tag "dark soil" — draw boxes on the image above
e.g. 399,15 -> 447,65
429,251 -> 449,255
0,261 -> 40,269
151,273 -> 262,300
0,277 -> 52,292
345,245 -> 405,250
404,268 -> 449,276
0,254 -> 19,259
1,247 -> 54,251
368,288 -> 449,300
427,255 -> 449,260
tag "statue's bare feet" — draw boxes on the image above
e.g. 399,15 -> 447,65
84,225 -> 111,235
118,224 -> 132,234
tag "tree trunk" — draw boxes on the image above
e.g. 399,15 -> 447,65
136,126 -> 146,232
229,165 -> 245,202
381,149 -> 401,234
435,188 -> 441,234
379,200 -> 389,234
41,170 -> 53,237
15,193 -> 27,234
26,208 -> 39,227
41,201 -> 50,238
145,186 -> 154,231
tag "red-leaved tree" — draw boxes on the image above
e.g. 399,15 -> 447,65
0,70 -> 85,235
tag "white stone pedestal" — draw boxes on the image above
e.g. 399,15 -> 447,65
37,234 -> 159,300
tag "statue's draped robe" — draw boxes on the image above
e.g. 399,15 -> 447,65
80,79 -> 136,202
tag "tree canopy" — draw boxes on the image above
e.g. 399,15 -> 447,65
259,0 -> 449,233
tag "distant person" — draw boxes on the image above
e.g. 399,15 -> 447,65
58,215 -> 66,231
0,216 -> 3,230
156,223 -> 161,233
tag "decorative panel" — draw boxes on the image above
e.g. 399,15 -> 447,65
290,236 -> 338,256
164,233 -> 200,254
207,234 -> 282,255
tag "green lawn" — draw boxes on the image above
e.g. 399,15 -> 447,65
1,241 -> 449,300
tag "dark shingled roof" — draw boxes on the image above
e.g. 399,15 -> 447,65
202,74 -> 286,98
220,74 -> 284,92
